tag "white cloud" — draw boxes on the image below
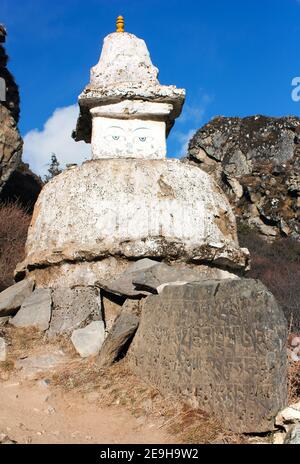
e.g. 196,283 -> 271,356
173,128 -> 197,158
23,105 -> 90,178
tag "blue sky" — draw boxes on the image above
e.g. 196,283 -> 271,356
1,0 -> 300,175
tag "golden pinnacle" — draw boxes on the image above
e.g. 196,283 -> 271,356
116,15 -> 124,33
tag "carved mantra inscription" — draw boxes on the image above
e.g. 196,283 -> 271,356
129,279 -> 287,433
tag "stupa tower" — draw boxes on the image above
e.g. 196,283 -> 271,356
16,17 -> 249,287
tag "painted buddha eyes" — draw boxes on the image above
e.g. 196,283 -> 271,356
112,135 -> 119,141
139,137 -> 146,142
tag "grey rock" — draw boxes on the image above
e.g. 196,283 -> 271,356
0,336 -> 6,362
11,288 -> 51,331
47,286 -> 101,338
284,424 -> 300,444
133,262 -> 237,294
129,278 -> 287,433
71,321 -> 105,358
187,115 -> 300,239
0,279 -> 34,317
101,295 -> 123,332
0,316 -> 10,326
98,312 -> 139,368
15,352 -> 66,378
98,259 -> 160,298
276,401 -> 300,428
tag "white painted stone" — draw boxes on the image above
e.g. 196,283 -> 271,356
0,337 -> 6,362
91,116 -> 166,159
91,32 -> 159,86
11,288 -> 51,331
71,321 -> 105,358
19,159 -> 249,277
74,32 -> 185,143
90,101 -> 173,118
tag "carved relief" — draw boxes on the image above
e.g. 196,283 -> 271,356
129,279 -> 287,433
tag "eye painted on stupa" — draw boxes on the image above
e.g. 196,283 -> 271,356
105,126 -> 125,142
133,127 -> 153,144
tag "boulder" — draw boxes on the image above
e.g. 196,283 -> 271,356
0,279 -> 34,317
276,401 -> 300,429
284,425 -> 300,444
0,336 -> 6,362
101,294 -> 123,332
47,287 -> 101,338
71,321 -> 105,358
10,288 -> 52,331
129,279 -> 287,433
187,115 -> 300,239
99,259 -> 159,298
98,312 -> 139,368
133,262 -> 238,294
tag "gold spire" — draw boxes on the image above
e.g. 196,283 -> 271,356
116,15 -> 124,33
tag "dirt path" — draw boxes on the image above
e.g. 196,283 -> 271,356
0,377 -> 172,444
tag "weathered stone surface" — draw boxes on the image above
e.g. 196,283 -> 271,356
129,279 -> 287,433
47,287 -> 101,338
187,115 -> 300,239
0,336 -> 6,361
10,288 -> 51,331
102,295 -> 123,332
15,351 -> 67,379
18,160 -> 249,282
0,316 -> 9,326
284,425 -> 300,444
73,31 -> 185,143
0,279 -> 34,316
71,321 -> 105,358
0,104 -> 22,194
99,259 -> 159,298
98,312 -> 139,368
133,262 -> 238,294
276,401 -> 300,428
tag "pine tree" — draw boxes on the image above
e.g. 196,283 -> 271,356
44,153 -> 62,182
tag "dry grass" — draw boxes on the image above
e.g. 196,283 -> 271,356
0,201 -> 31,291
50,357 -> 244,443
288,358 -> 300,404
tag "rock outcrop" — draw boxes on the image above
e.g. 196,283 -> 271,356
0,26 -> 42,206
187,115 -> 300,239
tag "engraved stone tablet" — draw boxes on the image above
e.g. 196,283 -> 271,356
129,278 -> 287,433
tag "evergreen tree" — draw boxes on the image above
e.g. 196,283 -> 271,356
44,153 -> 62,182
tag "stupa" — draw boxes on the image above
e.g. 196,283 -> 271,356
16,17 -> 249,287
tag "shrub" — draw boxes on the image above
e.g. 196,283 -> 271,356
238,223 -> 300,331
0,201 -> 31,292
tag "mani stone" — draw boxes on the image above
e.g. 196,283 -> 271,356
71,321 -> 105,358
98,313 -> 139,368
10,288 -> 52,331
0,279 -> 34,317
0,336 -> 6,362
128,279 -> 288,433
47,287 -> 101,338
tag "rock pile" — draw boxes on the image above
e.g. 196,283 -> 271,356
187,115 -> 300,239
